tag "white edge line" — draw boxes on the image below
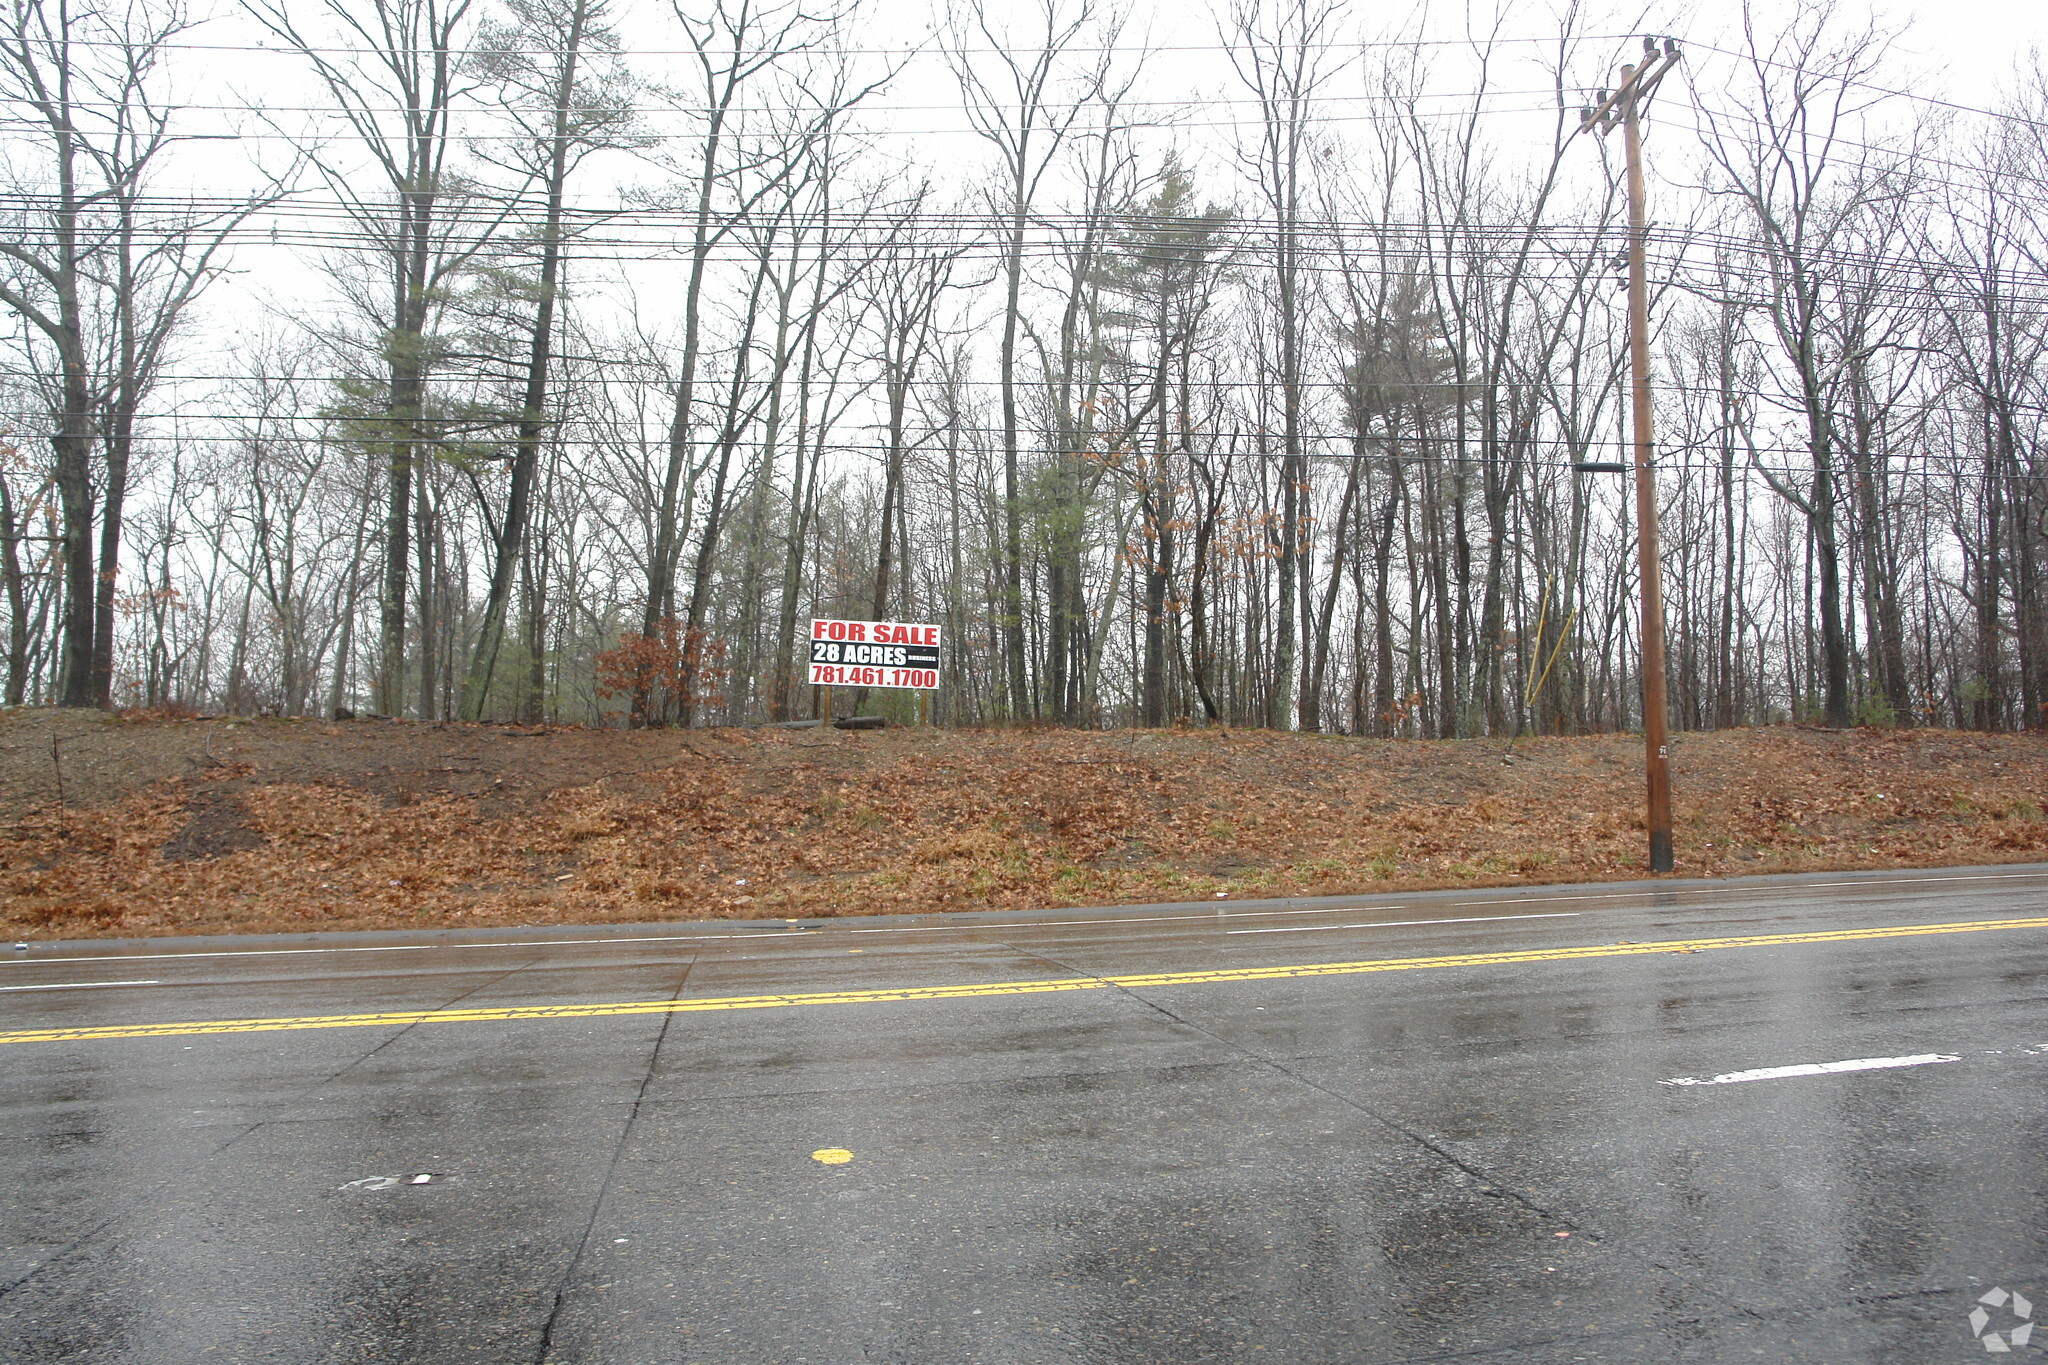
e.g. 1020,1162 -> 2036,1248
1802,872 -> 2047,888
4,934 -> 814,965
842,905 -> 1395,934
0,980 -> 163,992
1452,891 -> 1668,907
9,867 -> 2045,967
2,906 -> 1396,965
1226,912 -> 1582,935
1660,1052 -> 1962,1086
1453,869 -> 2048,909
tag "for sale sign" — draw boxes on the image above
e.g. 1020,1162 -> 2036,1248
808,618 -> 941,689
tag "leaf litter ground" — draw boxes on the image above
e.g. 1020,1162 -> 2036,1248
1,710 -> 2043,939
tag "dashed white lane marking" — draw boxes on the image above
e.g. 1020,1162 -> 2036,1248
1226,912 -> 1581,935
1661,1053 -> 1962,1086
0,980 -> 162,992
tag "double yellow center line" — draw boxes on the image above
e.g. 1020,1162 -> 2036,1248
4,914 -> 2044,1046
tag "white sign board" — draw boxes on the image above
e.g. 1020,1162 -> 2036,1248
808,618 -> 941,689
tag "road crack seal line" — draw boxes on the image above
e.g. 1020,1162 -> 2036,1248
3,914 -> 2046,1046
0,953 -> 548,1306
986,937 -> 1780,1335
993,937 -> 1592,1237
530,957 -> 692,1365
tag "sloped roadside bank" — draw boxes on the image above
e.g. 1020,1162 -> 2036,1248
2,710 -> 2044,939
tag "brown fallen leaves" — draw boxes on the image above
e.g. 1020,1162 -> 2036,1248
1,714 -> 2044,939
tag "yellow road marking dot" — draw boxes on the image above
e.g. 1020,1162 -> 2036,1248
812,1148 -> 854,1165
3,914 -> 2043,1047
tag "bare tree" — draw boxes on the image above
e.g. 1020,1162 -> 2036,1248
251,0 -> 509,716
0,0 -> 275,706
949,0 -> 1099,718
1696,0 -> 1909,728
1225,0 -> 1348,729
456,0 -> 638,719
636,0 -> 878,725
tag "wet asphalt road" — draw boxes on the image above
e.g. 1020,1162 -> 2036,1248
2,866 -> 2046,1364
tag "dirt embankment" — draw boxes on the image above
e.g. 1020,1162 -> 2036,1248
1,709 -> 2044,940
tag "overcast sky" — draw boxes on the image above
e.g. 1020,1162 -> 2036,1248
167,0 -> 2048,188
91,0 -> 2048,405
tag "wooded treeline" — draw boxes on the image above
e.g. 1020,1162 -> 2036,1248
2,0 -> 2044,735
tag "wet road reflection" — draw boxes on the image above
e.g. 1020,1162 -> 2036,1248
1,865 -> 2045,1362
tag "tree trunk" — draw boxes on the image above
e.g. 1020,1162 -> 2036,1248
460,0 -> 587,721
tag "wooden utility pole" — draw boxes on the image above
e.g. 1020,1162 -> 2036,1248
1580,37 -> 1682,874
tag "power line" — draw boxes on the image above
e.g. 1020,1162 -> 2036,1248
1679,38 -> 2048,134
15,417 -> 2038,481
6,198 -> 2047,300
18,27 -> 2046,138
8,32 -> 1652,59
